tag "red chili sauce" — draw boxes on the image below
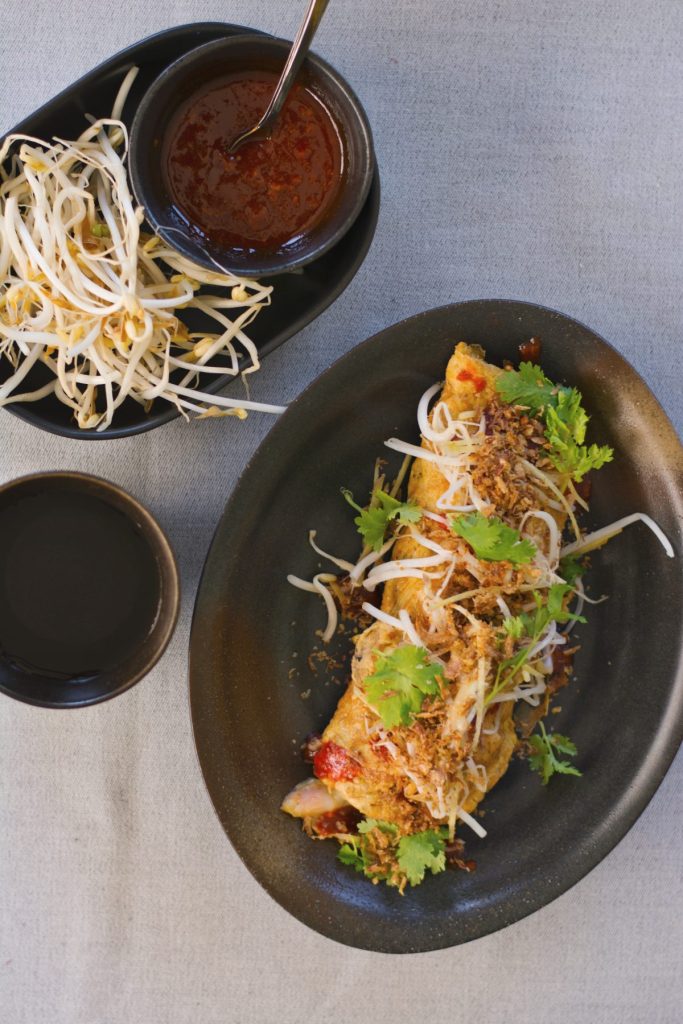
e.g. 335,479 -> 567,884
456,368 -> 486,392
162,71 -> 344,253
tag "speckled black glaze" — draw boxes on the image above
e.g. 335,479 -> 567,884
189,300 -> 683,952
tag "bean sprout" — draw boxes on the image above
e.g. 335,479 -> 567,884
0,68 -> 281,430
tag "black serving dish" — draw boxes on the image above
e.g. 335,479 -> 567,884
0,472 -> 179,708
130,34 -> 375,277
0,23 -> 380,440
189,299 -> 683,952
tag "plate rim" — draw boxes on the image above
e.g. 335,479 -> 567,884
189,297 -> 683,952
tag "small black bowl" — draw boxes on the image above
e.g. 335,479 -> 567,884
0,472 -> 179,709
129,34 -> 375,277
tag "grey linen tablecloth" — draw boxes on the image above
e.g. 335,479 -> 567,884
1,2 -> 682,1022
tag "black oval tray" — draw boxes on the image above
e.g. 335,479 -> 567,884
189,300 -> 683,951
1,22 -> 380,440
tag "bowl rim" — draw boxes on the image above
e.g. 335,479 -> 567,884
0,470 -> 180,709
129,32 -> 376,277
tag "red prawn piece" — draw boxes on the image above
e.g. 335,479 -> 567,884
313,741 -> 362,782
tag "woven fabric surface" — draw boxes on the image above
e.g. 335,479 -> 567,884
0,2 -> 681,1022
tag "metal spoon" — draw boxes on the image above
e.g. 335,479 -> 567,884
227,0 -> 331,153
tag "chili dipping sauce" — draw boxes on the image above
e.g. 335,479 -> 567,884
162,70 -> 344,254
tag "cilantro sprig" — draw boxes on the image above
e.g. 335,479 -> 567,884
545,400 -> 612,480
364,645 -> 443,729
397,830 -> 447,885
488,584 -> 585,705
338,820 -> 447,889
528,721 -> 582,784
495,362 -> 613,481
451,512 -> 536,564
338,819 -> 398,878
342,487 -> 421,552
558,553 -> 585,587
495,361 -> 559,411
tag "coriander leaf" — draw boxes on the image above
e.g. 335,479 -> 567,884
337,842 -> 366,873
527,736 -> 553,785
358,818 -> 398,837
337,821 -> 446,890
396,829 -> 447,886
551,734 -> 578,757
548,439 -> 614,481
394,501 -> 422,525
528,722 -> 582,785
451,512 -> 536,564
554,387 -> 588,444
494,362 -> 559,413
515,584 -> 585,638
545,404 -> 613,481
342,487 -> 421,552
364,645 -> 443,729
337,826 -> 393,882
496,364 -> 613,482
540,583 -> 585,632
559,554 -> 585,587
502,615 -> 525,639
546,582 -> 586,624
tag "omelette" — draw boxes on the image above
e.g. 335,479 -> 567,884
283,342 -> 616,891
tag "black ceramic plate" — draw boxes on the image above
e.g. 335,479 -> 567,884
190,300 -> 683,952
1,22 -> 380,440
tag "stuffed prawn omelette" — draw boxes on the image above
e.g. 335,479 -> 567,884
283,342 -> 670,892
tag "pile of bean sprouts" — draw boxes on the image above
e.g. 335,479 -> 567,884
0,68 -> 285,430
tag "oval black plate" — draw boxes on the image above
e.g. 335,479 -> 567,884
1,22 -> 380,440
189,300 -> 683,952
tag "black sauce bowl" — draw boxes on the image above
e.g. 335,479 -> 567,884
0,473 -> 180,709
129,34 -> 375,277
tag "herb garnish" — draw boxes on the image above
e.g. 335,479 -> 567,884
338,819 -> 397,878
342,487 -> 421,552
528,721 -> 582,784
488,584 -> 585,704
451,511 -> 536,564
495,362 -> 613,481
396,829 -> 447,885
495,361 -> 560,412
364,645 -> 443,729
558,553 -> 585,587
338,820 -> 447,888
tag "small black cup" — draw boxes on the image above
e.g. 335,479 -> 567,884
0,472 -> 180,708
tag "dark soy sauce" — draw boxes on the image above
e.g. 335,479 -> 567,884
0,488 -> 161,680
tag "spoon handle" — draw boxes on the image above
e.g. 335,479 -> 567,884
259,0 -> 331,130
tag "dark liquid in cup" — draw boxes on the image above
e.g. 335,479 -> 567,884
0,488 -> 161,680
